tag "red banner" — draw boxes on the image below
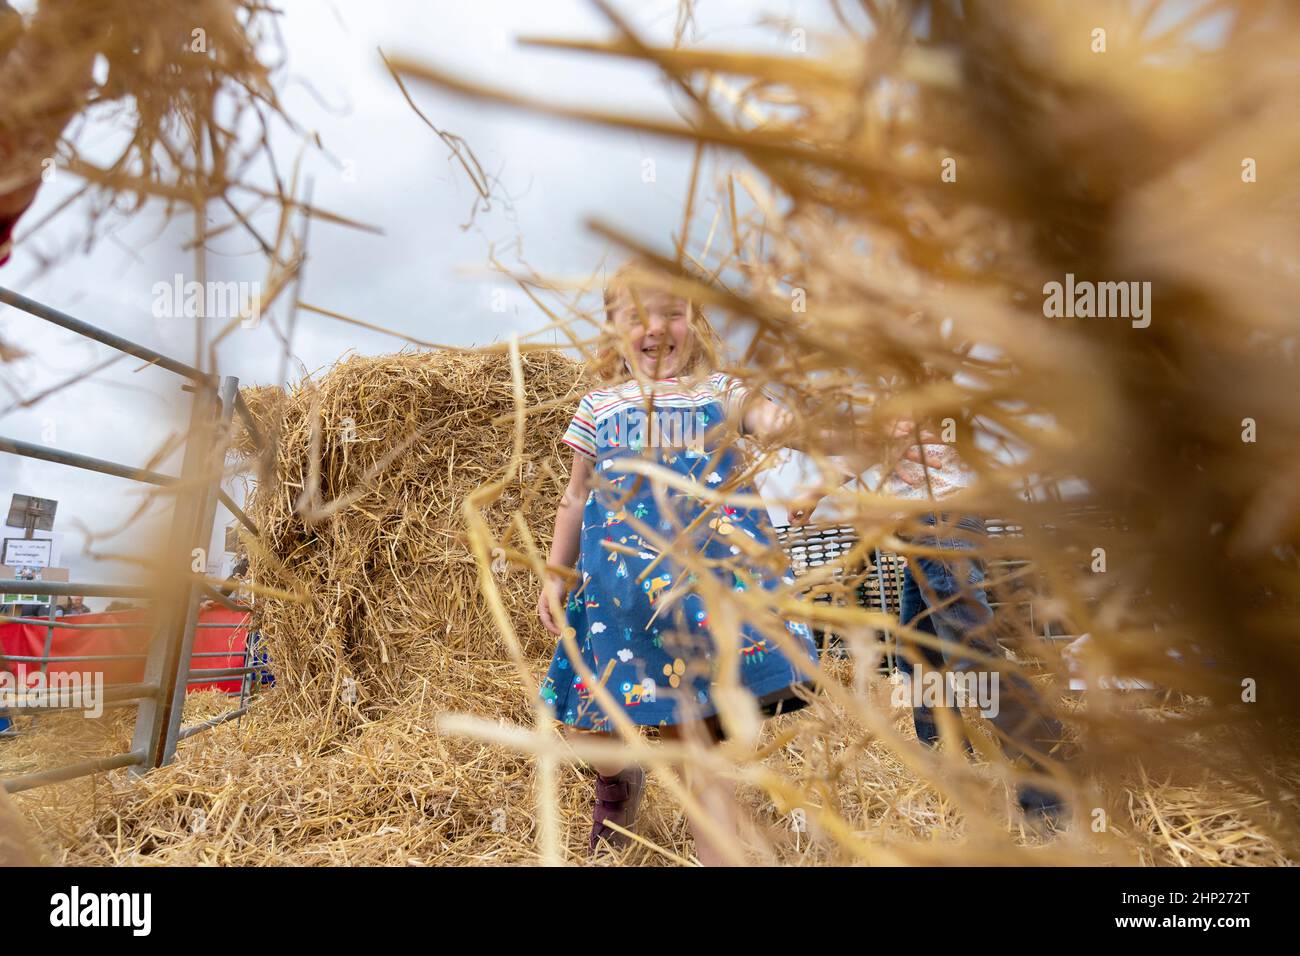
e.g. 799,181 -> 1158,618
0,607 -> 253,693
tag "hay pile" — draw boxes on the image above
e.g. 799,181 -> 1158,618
7,665 -> 1295,866
6,347 -> 1296,865
236,348 -> 587,737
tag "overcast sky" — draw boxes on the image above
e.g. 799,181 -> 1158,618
0,0 -> 829,601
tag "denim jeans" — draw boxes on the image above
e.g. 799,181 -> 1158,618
895,514 -> 1066,776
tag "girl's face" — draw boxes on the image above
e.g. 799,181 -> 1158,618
610,289 -> 693,379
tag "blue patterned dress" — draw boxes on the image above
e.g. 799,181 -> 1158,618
539,372 -> 819,729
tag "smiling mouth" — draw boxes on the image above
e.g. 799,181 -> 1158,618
641,344 -> 675,360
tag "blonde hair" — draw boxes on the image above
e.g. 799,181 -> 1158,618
591,259 -> 723,386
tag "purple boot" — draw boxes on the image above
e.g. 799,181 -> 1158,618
589,766 -> 645,855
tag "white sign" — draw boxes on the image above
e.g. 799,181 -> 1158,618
4,538 -> 52,568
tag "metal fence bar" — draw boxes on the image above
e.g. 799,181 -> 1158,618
199,585 -> 243,611
186,667 -> 260,681
2,682 -> 159,713
21,602 -> 58,735
0,580 -> 152,598
0,617 -> 245,630
39,603 -> 55,674
1,615 -> 148,629
3,649 -> 243,665
0,653 -> 146,663
236,628 -> 264,720
177,705 -> 249,742
2,750 -> 147,794
158,375 -> 239,766
0,435 -> 175,487
0,286 -> 213,385
128,380 -> 214,774
218,489 -> 259,537
4,699 -> 163,718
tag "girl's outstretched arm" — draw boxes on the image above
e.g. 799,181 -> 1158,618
538,453 -> 593,635
742,393 -> 942,465
739,395 -> 946,522
740,395 -> 876,471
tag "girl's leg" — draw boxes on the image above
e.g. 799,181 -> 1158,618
898,562 -> 945,746
563,726 -> 626,777
564,726 -> 646,854
919,525 -> 1069,821
659,716 -> 741,867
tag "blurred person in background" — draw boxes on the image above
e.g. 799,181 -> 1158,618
55,594 -> 89,617
793,413 -> 1071,827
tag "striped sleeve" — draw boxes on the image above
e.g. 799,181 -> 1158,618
711,372 -> 752,421
561,392 -> 597,460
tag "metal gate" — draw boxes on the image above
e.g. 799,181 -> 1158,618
0,287 -> 267,793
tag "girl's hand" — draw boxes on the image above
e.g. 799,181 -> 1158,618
890,441 -> 958,487
789,494 -> 823,527
538,574 -> 568,636
892,420 -> 946,468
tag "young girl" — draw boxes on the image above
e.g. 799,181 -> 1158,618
536,263 -> 820,863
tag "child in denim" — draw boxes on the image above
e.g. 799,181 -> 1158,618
804,424 -> 1070,821
895,512 -> 1067,818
